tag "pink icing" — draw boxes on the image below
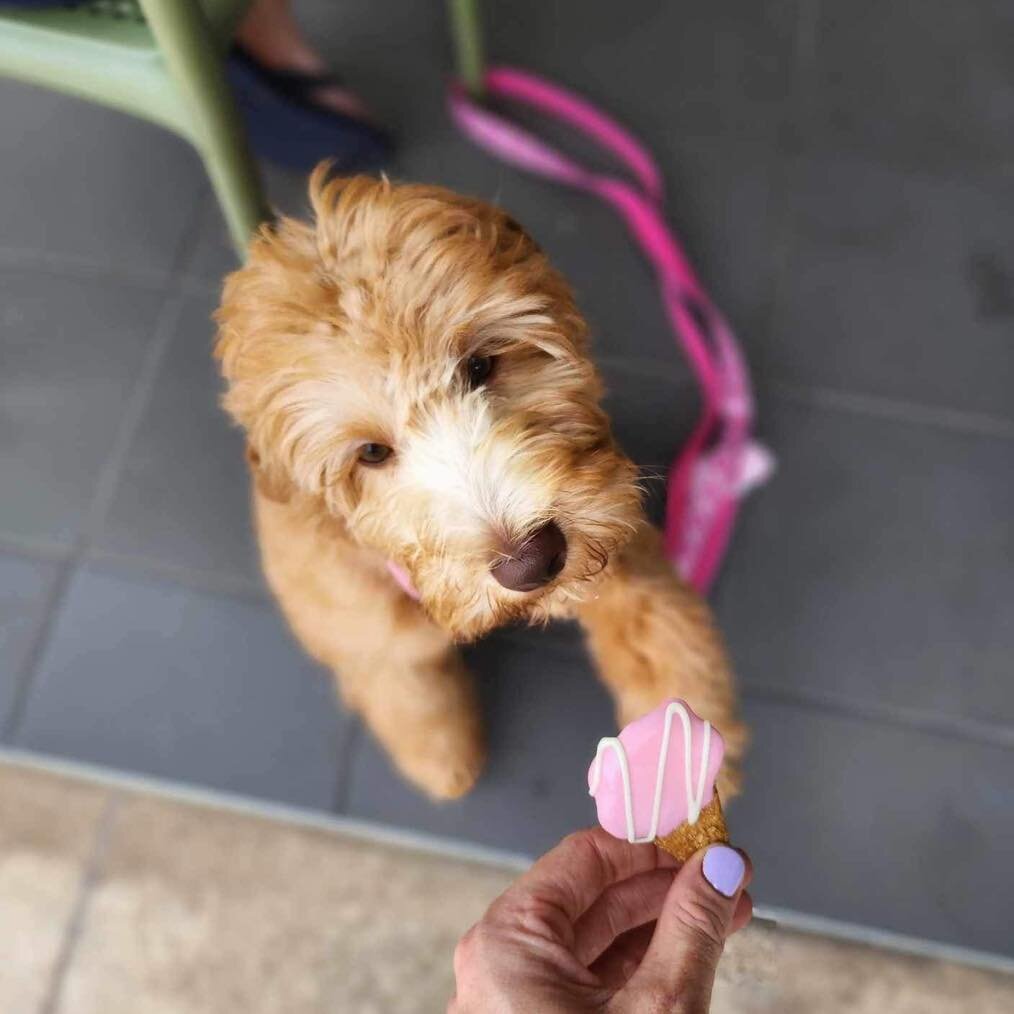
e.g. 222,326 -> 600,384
588,699 -> 725,841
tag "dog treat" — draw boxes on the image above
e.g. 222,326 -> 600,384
588,699 -> 728,862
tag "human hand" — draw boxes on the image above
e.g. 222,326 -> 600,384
450,828 -> 753,1013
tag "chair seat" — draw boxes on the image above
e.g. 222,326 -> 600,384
0,0 -> 249,52
0,0 -> 252,136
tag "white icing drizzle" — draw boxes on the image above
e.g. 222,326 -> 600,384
588,702 -> 713,842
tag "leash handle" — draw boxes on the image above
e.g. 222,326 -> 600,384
481,67 -> 665,202
448,68 -> 772,593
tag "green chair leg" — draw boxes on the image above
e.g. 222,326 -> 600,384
139,0 -> 269,258
447,0 -> 485,97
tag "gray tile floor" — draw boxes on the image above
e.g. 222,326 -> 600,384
1,0 -> 1012,961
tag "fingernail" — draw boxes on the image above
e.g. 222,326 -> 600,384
702,845 -> 746,898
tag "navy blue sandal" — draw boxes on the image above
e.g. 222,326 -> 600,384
226,46 -> 393,174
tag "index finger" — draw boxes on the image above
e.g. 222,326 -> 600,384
497,828 -> 678,928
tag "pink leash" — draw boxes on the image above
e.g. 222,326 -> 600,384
449,68 -> 773,594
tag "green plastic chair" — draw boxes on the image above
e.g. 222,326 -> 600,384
0,0 -> 269,257
447,0 -> 484,96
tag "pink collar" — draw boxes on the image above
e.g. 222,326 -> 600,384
386,560 -> 420,600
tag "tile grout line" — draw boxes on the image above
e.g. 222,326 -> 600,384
742,682 -> 1014,750
80,176 -> 211,544
0,247 -> 171,293
331,720 -> 364,815
0,562 -> 80,745
597,348 -> 1014,444
177,274 -> 225,299
792,0 -> 821,136
768,381 -> 1014,441
83,547 -> 270,603
81,297 -> 190,544
1,194 -> 210,744
0,189 -> 229,302
0,533 -> 75,567
0,291 -> 190,744
583,351 -> 1014,442
37,792 -> 122,1014
751,0 -> 814,367
0,179 -> 224,297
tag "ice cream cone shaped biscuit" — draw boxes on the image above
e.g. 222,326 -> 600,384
588,700 -> 728,863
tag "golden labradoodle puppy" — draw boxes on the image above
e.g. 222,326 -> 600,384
215,169 -> 745,801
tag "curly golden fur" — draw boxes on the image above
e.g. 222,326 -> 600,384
215,169 -> 745,800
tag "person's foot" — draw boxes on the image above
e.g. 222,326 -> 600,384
229,0 -> 392,173
235,0 -> 375,123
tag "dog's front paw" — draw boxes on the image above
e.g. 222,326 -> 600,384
393,724 -> 486,801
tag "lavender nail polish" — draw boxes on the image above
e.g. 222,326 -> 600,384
702,845 -> 745,898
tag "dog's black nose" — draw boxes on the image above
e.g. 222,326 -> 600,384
491,522 -> 568,592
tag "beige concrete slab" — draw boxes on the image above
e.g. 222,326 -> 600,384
54,794 -> 513,1014
0,763 -> 109,1014
1,759 -> 1009,1014
714,924 -> 1014,1014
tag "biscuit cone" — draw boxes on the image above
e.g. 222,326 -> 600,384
653,793 -> 728,863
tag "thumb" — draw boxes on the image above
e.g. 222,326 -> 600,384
617,844 -> 749,1013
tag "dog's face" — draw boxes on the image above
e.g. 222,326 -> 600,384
216,172 -> 641,640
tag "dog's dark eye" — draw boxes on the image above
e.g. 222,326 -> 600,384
465,354 -> 496,388
358,443 -> 393,465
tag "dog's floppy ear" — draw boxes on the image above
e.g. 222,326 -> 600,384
245,443 -> 293,503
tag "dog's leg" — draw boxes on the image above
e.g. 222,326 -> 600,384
295,595 -> 485,800
256,499 -> 485,801
339,615 -> 486,802
574,524 -> 746,797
